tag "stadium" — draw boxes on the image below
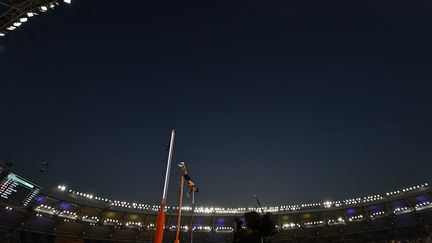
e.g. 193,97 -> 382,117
2,1 -> 432,243
1,164 -> 432,243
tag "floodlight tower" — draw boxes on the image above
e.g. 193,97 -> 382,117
0,0 -> 72,37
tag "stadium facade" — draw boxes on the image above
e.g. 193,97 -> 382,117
0,168 -> 432,243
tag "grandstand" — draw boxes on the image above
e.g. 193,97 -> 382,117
0,0 -> 71,37
0,165 -> 432,243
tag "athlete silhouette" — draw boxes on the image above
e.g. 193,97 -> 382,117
178,162 -> 199,196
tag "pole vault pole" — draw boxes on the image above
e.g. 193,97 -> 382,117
190,190 -> 195,243
154,129 -> 176,243
174,171 -> 184,243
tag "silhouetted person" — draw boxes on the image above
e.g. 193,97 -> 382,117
178,162 -> 199,196
235,211 -> 277,243
233,217 -> 244,243
239,211 -> 262,243
261,212 -> 277,240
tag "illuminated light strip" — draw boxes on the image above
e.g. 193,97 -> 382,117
59,181 -> 431,213
282,223 -> 301,229
328,217 -> 345,225
304,221 -> 324,226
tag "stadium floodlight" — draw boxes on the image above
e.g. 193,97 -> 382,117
1,1 -> 72,38
0,33 -> 5,37
57,185 -> 67,191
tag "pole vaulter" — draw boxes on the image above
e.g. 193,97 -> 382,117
177,162 -> 199,243
154,129 -> 176,243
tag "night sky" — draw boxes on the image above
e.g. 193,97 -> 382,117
1,0 -> 432,207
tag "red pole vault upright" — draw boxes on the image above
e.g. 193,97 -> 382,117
154,129 -> 176,243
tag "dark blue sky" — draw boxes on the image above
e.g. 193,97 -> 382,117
0,0 -> 432,207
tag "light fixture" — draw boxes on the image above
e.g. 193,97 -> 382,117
64,0 -> 72,3
0,33 -> 5,36
40,6 -> 48,11
27,12 -> 35,17
7,26 -> 16,30
13,22 -> 22,27
20,17 -> 28,22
